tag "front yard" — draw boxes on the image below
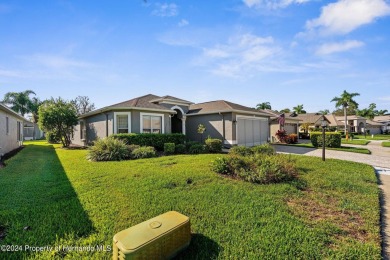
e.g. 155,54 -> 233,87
0,141 -> 381,259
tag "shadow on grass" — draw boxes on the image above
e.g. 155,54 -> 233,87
174,233 -> 221,259
0,144 -> 94,258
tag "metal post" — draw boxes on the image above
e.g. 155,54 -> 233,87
322,126 -> 325,161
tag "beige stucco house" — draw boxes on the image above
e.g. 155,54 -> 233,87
0,103 -> 24,158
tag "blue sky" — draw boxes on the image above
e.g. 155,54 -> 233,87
1,0 -> 389,112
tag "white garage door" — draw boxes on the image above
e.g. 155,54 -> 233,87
237,117 -> 268,147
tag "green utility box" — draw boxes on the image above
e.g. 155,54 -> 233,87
113,211 -> 191,259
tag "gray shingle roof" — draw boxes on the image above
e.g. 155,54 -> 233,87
187,100 -> 270,116
108,94 -> 168,110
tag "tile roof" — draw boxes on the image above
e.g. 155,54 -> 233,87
294,113 -> 323,124
366,119 -> 384,126
324,114 -> 344,126
265,109 -> 301,121
187,100 -> 270,116
373,115 -> 390,122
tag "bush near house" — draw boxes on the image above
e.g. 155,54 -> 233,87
164,143 -> 175,155
112,133 -> 185,151
205,138 -> 223,153
175,144 -> 186,154
87,137 -> 129,161
275,130 -> 298,144
310,132 -> 341,148
188,143 -> 206,154
131,146 -> 156,159
229,144 -> 275,157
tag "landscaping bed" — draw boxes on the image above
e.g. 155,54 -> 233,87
0,141 -> 381,259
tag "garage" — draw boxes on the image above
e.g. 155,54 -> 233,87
237,117 -> 269,147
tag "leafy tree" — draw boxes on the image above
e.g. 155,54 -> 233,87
2,90 -> 36,116
332,106 -> 356,116
256,102 -> 271,110
280,108 -> 291,114
71,96 -> 96,115
197,124 -> 206,143
38,98 -> 78,147
29,97 -> 43,123
300,122 -> 312,133
357,103 -> 389,119
318,109 -> 330,115
293,104 -> 306,114
377,109 -> 389,116
331,90 -> 360,133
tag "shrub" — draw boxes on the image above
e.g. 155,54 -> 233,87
131,146 -> 156,159
46,131 -> 61,144
310,132 -> 341,148
210,157 -> 230,174
251,144 -> 275,155
275,129 -> 287,142
229,146 -> 253,156
126,144 -> 140,158
288,134 -> 298,144
164,143 -> 175,155
210,153 -> 298,184
188,144 -> 205,154
185,141 -> 200,151
175,144 -> 186,154
205,138 -> 223,153
87,137 -> 129,161
112,133 -> 185,151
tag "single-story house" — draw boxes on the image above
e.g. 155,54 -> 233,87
335,115 -> 384,134
365,120 -> 384,135
72,94 -> 270,147
294,113 -> 332,131
266,110 -> 301,142
373,115 -> 390,133
0,103 -> 24,158
23,121 -> 44,140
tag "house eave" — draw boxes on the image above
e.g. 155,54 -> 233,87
186,109 -> 270,117
0,103 -> 26,121
79,107 -> 177,119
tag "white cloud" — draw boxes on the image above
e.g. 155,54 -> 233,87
243,0 -> 311,9
200,33 -> 280,77
152,3 -> 178,17
178,19 -> 189,27
306,0 -> 390,35
378,96 -> 390,101
316,40 -> 364,55
24,54 -> 94,69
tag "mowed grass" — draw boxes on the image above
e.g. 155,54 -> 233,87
354,134 -> 390,141
382,142 -> 390,147
0,141 -> 381,259
341,139 -> 370,145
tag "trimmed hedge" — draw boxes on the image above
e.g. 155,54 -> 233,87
310,132 -> 341,148
205,138 -> 223,153
112,133 -> 185,151
164,143 -> 175,155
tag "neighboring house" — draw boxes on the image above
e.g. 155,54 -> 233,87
0,103 -> 24,158
373,115 -> 390,133
335,116 -> 384,134
294,113 -> 332,131
266,110 -> 301,142
23,121 -> 44,140
72,94 -> 270,147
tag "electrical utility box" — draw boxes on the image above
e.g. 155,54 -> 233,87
113,211 -> 191,259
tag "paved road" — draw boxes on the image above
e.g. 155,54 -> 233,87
273,140 -> 390,258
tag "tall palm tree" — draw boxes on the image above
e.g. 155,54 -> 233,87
318,109 -> 330,115
293,104 -> 306,114
331,90 -> 360,133
2,90 -> 36,116
256,102 -> 271,110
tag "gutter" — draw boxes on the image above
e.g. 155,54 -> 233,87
186,109 -> 271,117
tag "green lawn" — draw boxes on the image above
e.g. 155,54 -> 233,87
341,139 -> 370,145
0,141 -> 381,259
382,141 -> 390,147
276,143 -> 371,154
354,134 -> 390,140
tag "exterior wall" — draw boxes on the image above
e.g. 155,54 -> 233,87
23,122 -> 44,140
270,123 -> 280,142
0,109 -> 23,157
366,126 -> 382,135
86,112 -> 114,145
186,113 -> 232,143
159,103 -> 190,114
131,110 -> 171,134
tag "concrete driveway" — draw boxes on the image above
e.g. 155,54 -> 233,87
273,140 -> 390,258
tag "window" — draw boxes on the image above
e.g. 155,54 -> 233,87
80,121 -> 86,140
6,117 -> 9,135
114,112 -> 131,134
141,113 -> 163,134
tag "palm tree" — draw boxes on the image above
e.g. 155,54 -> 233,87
2,90 -> 36,116
256,102 -> 271,110
293,104 -> 306,114
331,90 -> 360,133
318,109 -> 330,115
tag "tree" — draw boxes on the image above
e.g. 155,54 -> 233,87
318,109 -> 330,115
38,98 -> 78,147
256,102 -> 271,110
71,96 -> 96,115
29,97 -> 43,123
357,103 -> 389,119
331,90 -> 360,133
2,90 -> 36,116
280,108 -> 291,114
197,124 -> 206,143
293,104 -> 306,114
332,106 -> 356,116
